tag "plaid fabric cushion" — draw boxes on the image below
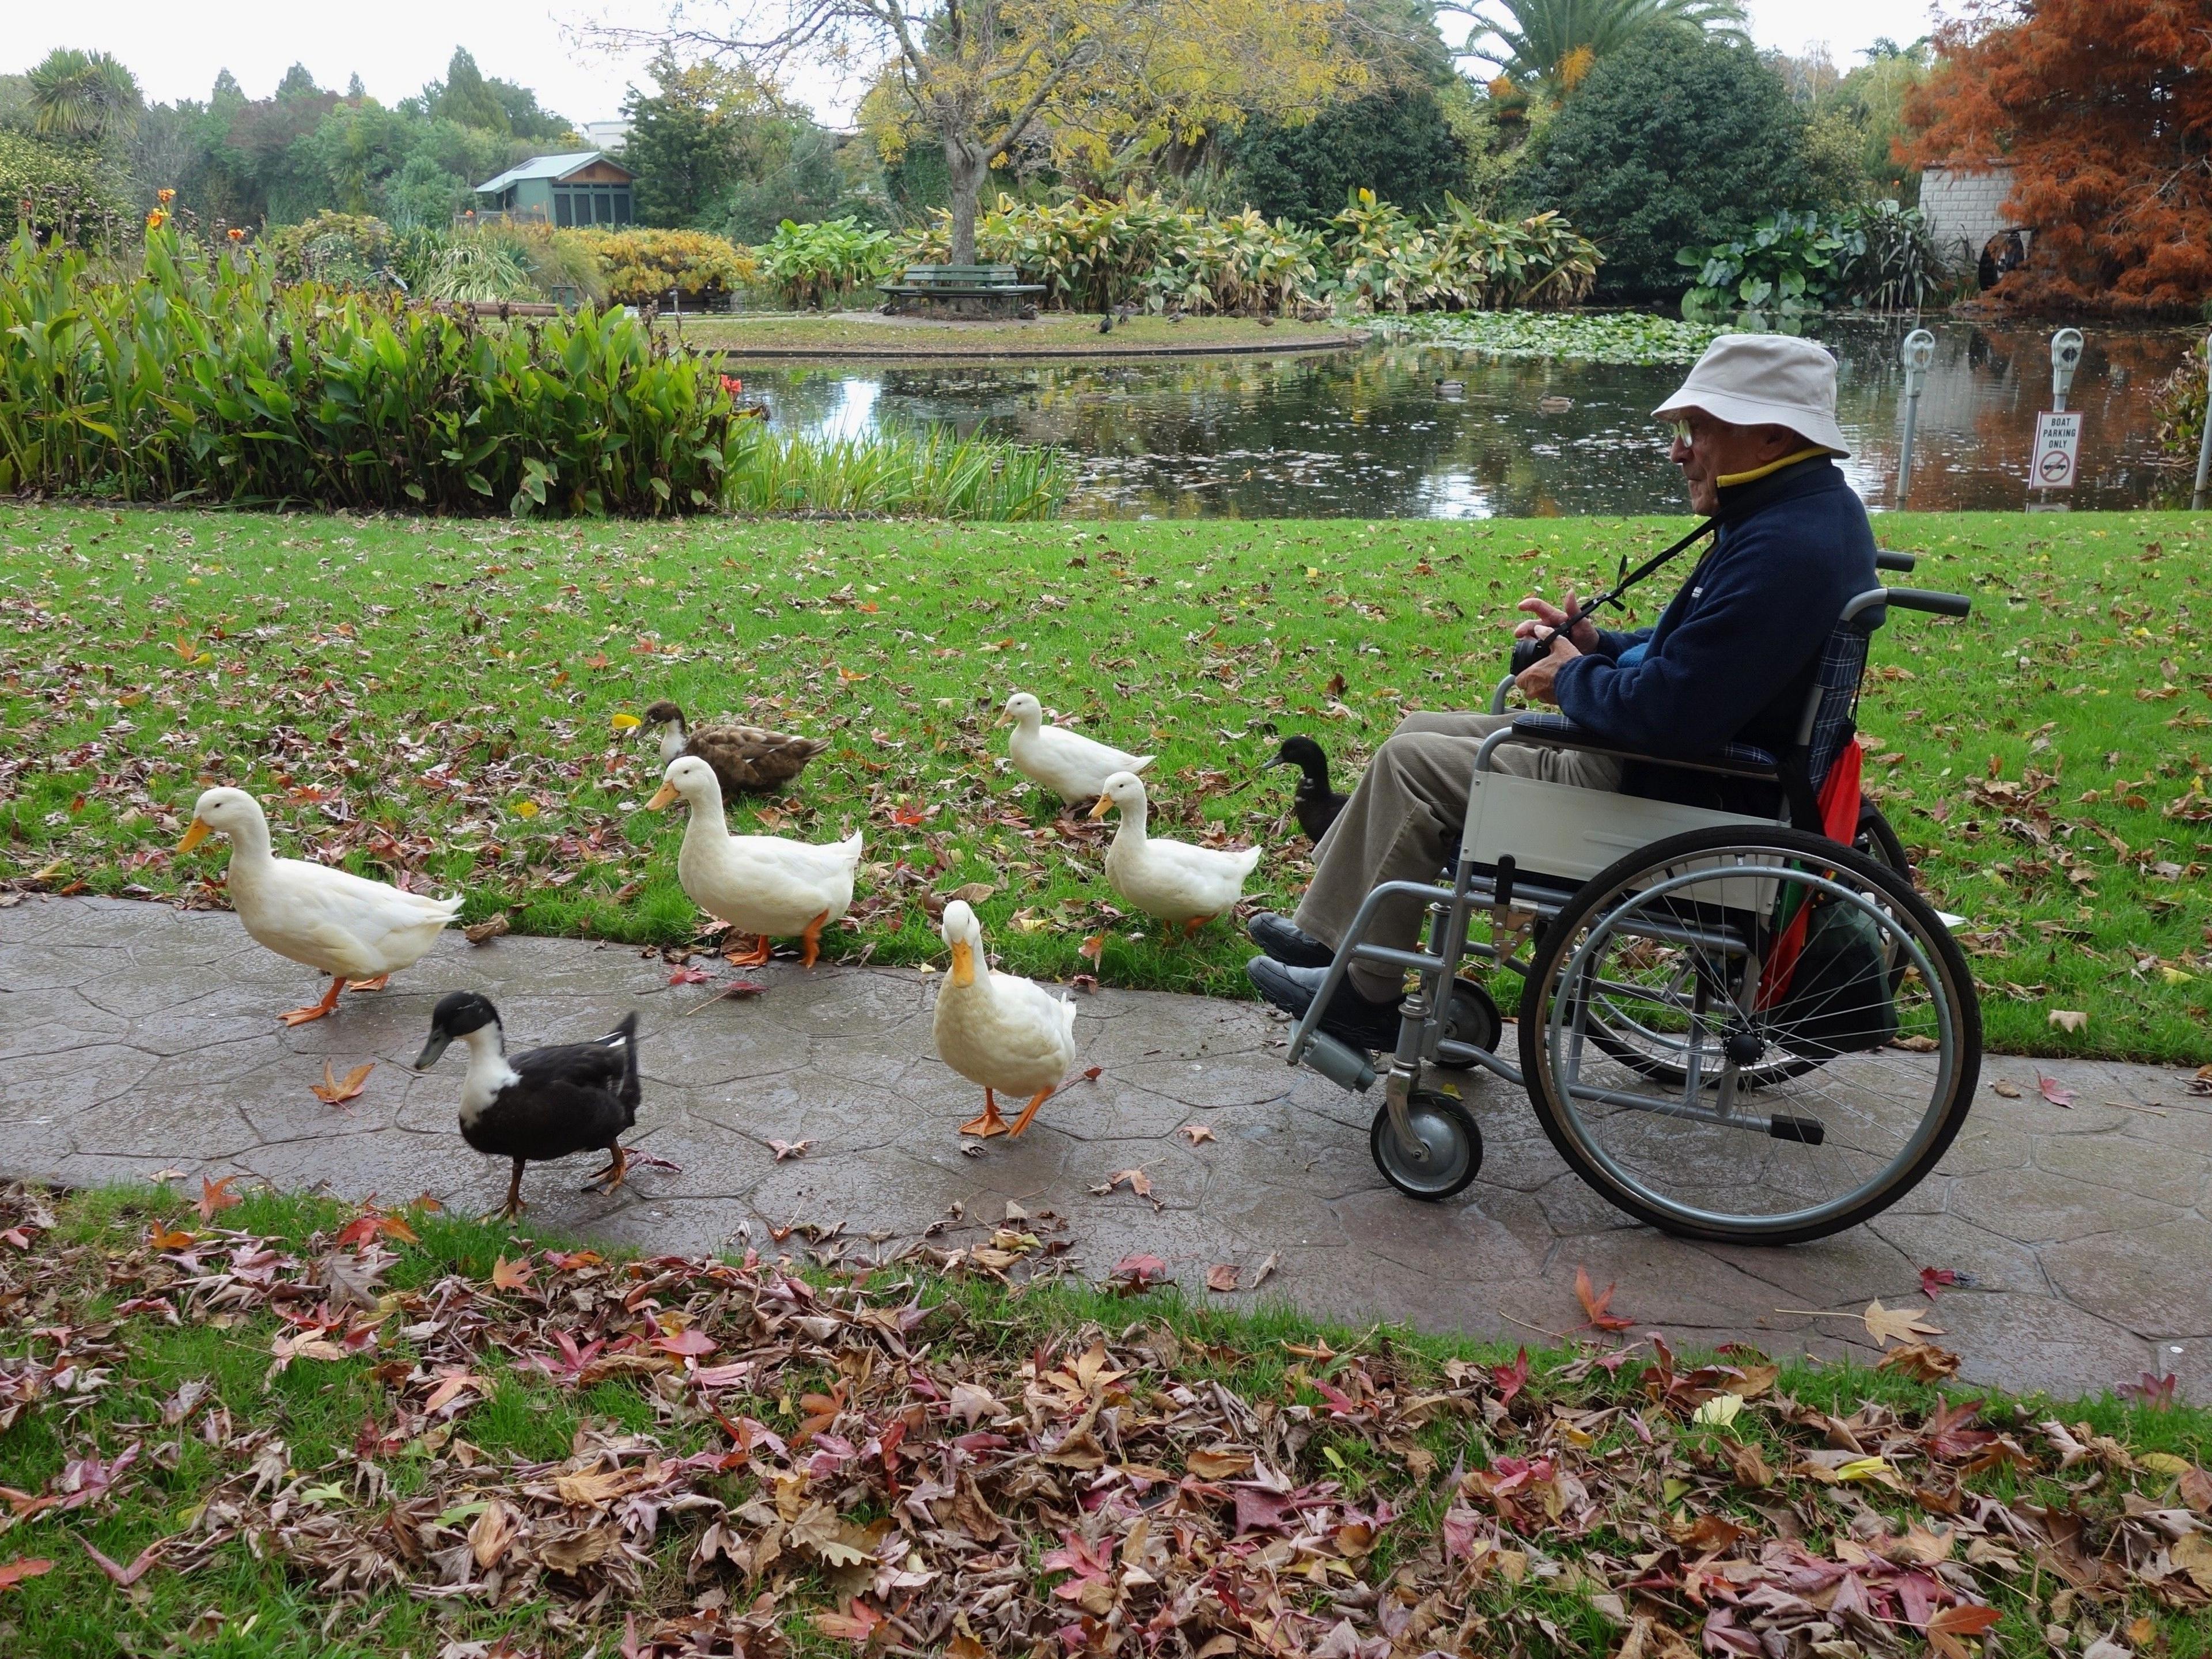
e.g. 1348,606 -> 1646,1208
1805,622 -> 1875,789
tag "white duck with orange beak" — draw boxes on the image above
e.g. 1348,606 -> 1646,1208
930,900 -> 1079,1138
1090,771 -> 1260,938
648,756 -> 862,967
176,787 -> 462,1024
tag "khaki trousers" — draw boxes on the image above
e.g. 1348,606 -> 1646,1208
1291,711 -> 1622,1000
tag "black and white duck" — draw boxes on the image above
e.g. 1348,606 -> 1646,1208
1264,736 -> 1349,843
413,993 -> 642,1221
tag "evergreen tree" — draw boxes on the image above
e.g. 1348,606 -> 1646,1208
621,54 -> 786,226
1228,86 -> 1469,225
426,48 -> 510,137
1514,27 -> 1818,297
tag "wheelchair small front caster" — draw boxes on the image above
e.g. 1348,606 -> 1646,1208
1431,977 -> 1503,1071
1369,1088 -> 1482,1200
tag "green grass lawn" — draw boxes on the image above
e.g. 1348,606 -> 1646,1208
663,309 -> 1356,355
1,505 -> 2206,1062
2,1183 -> 2207,1659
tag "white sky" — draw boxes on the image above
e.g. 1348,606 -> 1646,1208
12,2 -> 1964,130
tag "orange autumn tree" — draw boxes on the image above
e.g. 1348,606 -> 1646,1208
1903,0 -> 2212,315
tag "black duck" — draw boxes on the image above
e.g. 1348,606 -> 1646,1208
414,993 -> 642,1221
1266,735 -> 1349,843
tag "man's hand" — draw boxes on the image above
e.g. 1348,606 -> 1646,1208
1516,588 -> 1600,654
1514,630 -> 1580,705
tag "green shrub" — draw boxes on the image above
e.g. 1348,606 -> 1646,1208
1678,210 -> 1853,316
1677,202 -> 1948,316
902,192 -> 1193,312
1331,190 -> 1597,313
264,210 -> 396,287
570,226 -> 754,306
893,190 -> 1597,316
0,226 -> 744,514
406,231 -> 540,302
0,130 -> 135,246
1514,29 -> 1826,298
1228,86 -> 1475,228
2153,357 -> 2208,462
759,216 -> 896,308
1835,199 -> 1946,312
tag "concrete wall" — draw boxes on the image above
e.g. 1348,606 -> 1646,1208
1922,164 -> 2023,272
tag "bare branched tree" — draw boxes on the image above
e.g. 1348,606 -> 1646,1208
584,0 -> 1361,264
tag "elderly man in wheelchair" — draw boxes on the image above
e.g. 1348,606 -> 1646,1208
1247,334 -> 1982,1245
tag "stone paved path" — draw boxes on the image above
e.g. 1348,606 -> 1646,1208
4,896 -> 2208,1402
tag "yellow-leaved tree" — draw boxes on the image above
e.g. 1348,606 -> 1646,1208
591,0 -> 1367,264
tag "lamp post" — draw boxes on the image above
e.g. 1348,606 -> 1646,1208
2192,333 -> 2212,512
1897,328 -> 1935,506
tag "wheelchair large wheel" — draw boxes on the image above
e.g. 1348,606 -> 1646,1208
1517,826 -> 1979,1245
1584,802 -> 1922,1091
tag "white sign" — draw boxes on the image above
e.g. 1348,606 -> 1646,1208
2032,411 -> 2082,489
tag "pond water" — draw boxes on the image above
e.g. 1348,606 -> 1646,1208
743,317 -> 2198,518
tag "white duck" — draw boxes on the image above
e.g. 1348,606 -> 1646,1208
931,900 -> 1080,1139
648,756 -> 861,967
1003,691 -> 1153,805
176,787 -> 461,1025
1090,771 -> 1260,938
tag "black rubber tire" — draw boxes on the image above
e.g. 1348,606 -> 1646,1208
1516,824 -> 1980,1245
1857,801 -> 1912,884
1430,977 -> 1504,1071
1369,1089 -> 1483,1200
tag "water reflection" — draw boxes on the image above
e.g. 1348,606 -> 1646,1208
742,319 -> 2195,517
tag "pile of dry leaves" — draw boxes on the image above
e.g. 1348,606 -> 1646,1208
2,1183 -> 2208,1659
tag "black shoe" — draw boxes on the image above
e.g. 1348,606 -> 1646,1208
1246,957 -> 1405,1052
1248,911 -> 1335,969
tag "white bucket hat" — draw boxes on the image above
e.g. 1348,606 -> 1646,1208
1653,332 -> 1850,457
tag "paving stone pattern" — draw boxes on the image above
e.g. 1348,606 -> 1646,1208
3,896 -> 2207,1402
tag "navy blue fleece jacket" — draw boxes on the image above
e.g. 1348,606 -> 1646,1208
1552,456 -> 1876,798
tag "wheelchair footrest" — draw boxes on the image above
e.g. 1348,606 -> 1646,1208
1300,1031 -> 1377,1093
1766,1113 -> 1827,1145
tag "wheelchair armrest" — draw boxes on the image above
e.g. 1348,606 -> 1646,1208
1490,674 -> 1518,715
1508,712 -> 1782,780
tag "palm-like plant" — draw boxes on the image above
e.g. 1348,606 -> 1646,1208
26,48 -> 143,145
1449,0 -> 1750,92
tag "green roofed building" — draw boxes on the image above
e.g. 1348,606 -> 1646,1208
472,152 -> 638,227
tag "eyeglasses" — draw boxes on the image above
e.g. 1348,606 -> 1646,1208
1672,420 -> 1694,448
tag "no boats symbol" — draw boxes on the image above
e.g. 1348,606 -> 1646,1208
2032,411 -> 2081,490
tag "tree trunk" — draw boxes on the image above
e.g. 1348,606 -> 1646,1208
944,137 -> 987,266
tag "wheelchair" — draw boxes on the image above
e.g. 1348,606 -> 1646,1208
1284,553 -> 1980,1244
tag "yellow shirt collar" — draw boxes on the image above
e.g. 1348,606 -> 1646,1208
1716,448 -> 1834,489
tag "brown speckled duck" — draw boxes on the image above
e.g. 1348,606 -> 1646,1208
643,701 -> 830,797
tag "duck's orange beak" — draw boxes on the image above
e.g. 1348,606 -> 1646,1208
949,940 -> 976,987
176,819 -> 210,854
1087,794 -> 1114,821
646,782 -> 679,810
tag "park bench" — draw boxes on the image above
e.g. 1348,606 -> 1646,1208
878,263 -> 1044,320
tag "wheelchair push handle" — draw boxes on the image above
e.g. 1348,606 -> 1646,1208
1874,550 -> 1917,573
